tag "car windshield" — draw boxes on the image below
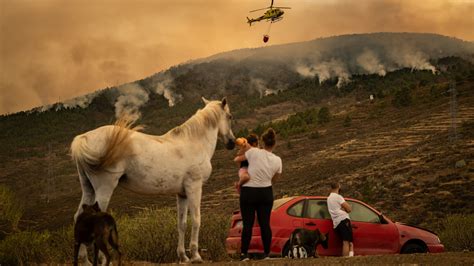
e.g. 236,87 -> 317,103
272,197 -> 296,210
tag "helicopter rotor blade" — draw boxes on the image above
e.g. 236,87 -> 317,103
273,6 -> 291,9
250,7 -> 270,12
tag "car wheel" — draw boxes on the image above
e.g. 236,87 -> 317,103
401,242 -> 427,254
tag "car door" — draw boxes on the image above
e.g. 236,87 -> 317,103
303,199 -> 339,256
348,200 -> 399,255
285,198 -> 306,229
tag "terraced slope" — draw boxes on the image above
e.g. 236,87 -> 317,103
200,81 -> 474,229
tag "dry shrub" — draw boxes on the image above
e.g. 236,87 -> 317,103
0,207 -> 232,264
0,227 -> 73,264
48,225 -> 74,262
0,185 -> 23,233
0,230 -> 52,265
118,207 -> 231,263
198,212 -> 231,262
439,214 -> 474,251
118,207 -> 178,262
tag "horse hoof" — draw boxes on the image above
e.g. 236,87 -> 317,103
190,254 -> 203,264
179,255 -> 190,264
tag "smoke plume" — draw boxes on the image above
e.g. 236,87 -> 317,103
152,73 -> 182,107
296,59 -> 351,88
114,83 -> 149,120
250,78 -> 282,98
388,48 -> 437,73
356,50 -> 387,76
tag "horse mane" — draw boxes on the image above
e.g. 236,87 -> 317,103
167,101 -> 222,139
71,116 -> 143,173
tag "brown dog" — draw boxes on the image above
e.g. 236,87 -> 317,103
73,202 -> 121,266
288,228 -> 329,258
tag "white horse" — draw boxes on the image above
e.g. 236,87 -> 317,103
71,97 -> 235,264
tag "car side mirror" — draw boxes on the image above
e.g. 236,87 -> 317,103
379,214 -> 389,224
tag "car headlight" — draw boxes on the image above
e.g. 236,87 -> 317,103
436,236 -> 441,244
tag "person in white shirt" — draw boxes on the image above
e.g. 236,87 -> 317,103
327,182 -> 354,257
234,128 -> 282,261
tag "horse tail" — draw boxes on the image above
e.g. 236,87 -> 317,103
71,116 -> 142,174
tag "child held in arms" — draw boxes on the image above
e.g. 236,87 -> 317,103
234,134 -> 259,193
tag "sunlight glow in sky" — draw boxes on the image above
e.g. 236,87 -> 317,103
1,0 -> 473,114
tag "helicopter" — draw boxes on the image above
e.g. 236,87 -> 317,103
246,0 -> 291,26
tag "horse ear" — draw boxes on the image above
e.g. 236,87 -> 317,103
201,97 -> 210,105
221,97 -> 227,108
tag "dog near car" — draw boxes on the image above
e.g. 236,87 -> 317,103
288,228 -> 329,258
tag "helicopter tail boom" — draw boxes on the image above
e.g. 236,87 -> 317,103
247,17 -> 254,26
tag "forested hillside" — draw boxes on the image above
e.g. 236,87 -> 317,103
1,33 -> 473,237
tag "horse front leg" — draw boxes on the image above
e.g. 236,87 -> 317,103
186,182 -> 203,263
177,194 -> 190,263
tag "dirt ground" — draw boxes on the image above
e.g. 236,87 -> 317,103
126,252 -> 474,265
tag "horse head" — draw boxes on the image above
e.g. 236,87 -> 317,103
202,97 -> 235,150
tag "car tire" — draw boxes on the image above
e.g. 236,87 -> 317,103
401,242 -> 427,254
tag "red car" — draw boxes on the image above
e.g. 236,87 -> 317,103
226,196 -> 444,257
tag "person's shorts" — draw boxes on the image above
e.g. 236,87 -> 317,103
238,167 -> 248,178
335,218 -> 353,242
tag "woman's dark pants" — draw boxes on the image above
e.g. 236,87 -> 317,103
240,186 -> 273,256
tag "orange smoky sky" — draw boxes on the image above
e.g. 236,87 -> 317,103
1,0 -> 473,114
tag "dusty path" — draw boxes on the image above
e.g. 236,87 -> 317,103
127,252 -> 474,265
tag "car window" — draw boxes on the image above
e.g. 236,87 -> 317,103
273,197 -> 296,210
349,201 -> 381,223
287,200 -> 305,217
306,200 -> 331,219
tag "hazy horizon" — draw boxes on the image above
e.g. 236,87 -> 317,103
1,0 -> 473,114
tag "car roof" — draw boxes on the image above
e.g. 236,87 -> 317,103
289,195 -> 361,202
280,195 -> 382,215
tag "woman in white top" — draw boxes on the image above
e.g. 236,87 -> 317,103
235,128 -> 282,260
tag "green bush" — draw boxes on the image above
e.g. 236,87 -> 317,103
48,225 -> 74,262
118,207 -> 178,262
199,212 -> 231,262
438,214 -> 474,251
392,87 -> 412,107
0,230 -> 52,265
0,207 -> 231,264
119,207 -> 230,263
0,185 -> 23,232
318,107 -> 330,124
251,108 -> 320,139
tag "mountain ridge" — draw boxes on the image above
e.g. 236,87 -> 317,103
4,32 -> 473,117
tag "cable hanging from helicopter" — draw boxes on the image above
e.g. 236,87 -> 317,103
246,0 -> 291,43
263,22 -> 272,43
